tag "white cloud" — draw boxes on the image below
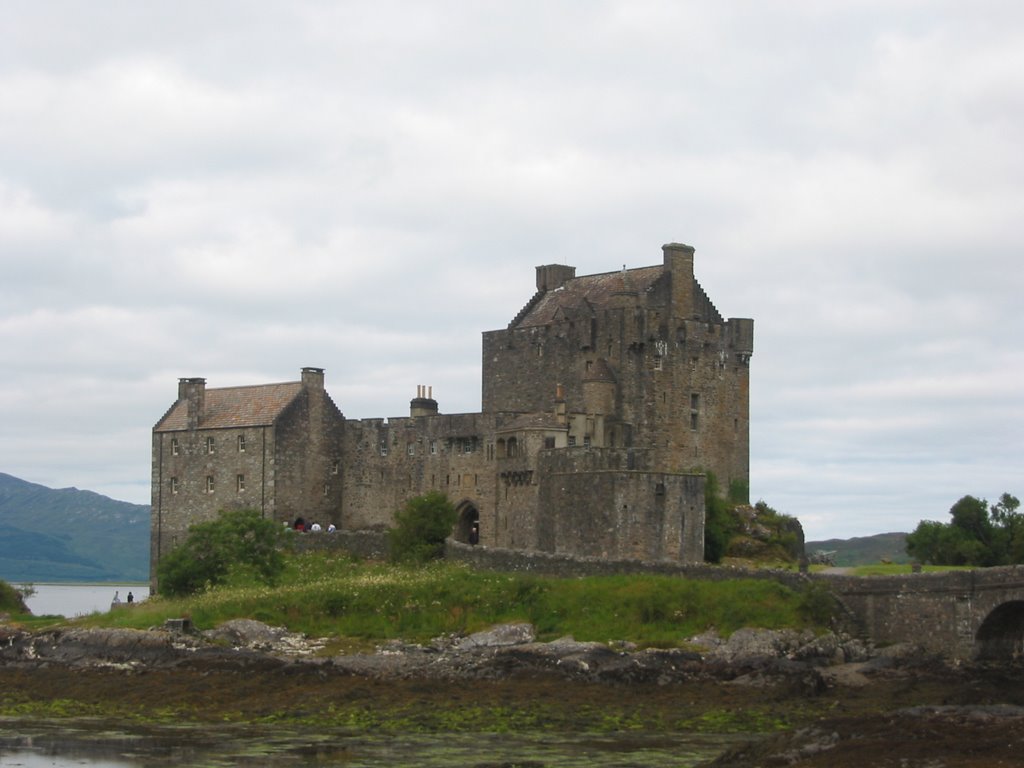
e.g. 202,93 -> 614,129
0,1 -> 1021,544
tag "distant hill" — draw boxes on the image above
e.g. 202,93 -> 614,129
805,532 -> 910,567
0,472 -> 149,583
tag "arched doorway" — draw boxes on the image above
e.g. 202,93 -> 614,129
975,600 -> 1024,661
455,501 -> 480,545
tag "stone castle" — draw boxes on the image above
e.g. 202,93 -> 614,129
151,243 -> 753,586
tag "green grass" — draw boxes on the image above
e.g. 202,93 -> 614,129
76,551 -> 829,647
849,563 -> 974,576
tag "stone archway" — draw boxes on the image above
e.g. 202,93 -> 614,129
454,501 -> 480,545
975,600 -> 1024,661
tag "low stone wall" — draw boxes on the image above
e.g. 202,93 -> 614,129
284,530 -> 808,591
445,539 -> 808,589
288,530 -> 390,560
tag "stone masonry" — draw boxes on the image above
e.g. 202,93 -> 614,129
151,243 -> 753,589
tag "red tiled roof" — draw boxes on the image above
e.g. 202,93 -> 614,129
154,382 -> 303,431
515,265 -> 664,328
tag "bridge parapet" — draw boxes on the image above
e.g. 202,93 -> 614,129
815,566 -> 1024,659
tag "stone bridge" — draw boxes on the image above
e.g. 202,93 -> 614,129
818,566 -> 1024,660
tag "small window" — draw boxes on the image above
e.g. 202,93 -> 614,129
464,440 -> 473,454
236,474 -> 245,493
690,412 -> 699,430
691,393 -> 700,410
206,436 -> 215,454
323,484 -> 329,497
171,438 -> 180,456
331,460 -> 340,475
430,440 -> 437,455
568,436 -> 577,447
380,443 -> 388,457
407,443 -> 415,456
206,475 -> 215,493
238,434 -> 246,452
583,436 -> 592,448
170,477 -> 179,494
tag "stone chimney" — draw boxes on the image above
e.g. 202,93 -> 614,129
177,378 -> 206,431
663,243 -> 695,320
536,264 -> 576,292
301,367 -> 325,390
411,385 -> 439,417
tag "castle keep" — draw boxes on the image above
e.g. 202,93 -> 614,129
151,243 -> 753,585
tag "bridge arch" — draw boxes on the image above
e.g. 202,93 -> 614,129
975,600 -> 1024,661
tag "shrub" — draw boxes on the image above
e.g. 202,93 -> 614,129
157,508 -> 285,597
388,491 -> 458,564
0,579 -> 28,614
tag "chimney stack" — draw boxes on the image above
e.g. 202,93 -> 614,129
411,384 -> 439,417
663,243 -> 696,320
301,367 -> 325,390
536,264 -> 576,292
177,377 -> 206,431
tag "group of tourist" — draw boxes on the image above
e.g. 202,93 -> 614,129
289,517 -> 336,534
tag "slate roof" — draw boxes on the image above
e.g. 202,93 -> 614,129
154,382 -> 304,432
514,265 -> 664,328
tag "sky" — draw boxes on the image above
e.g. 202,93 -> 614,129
1,1 -> 1022,541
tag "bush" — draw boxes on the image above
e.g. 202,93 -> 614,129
157,508 -> 286,597
388,491 -> 458,564
0,579 -> 28,614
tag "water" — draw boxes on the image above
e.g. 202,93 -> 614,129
0,724 -> 745,767
16,583 -> 150,618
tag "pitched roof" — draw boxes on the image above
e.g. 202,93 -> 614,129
154,381 -> 304,432
514,265 -> 664,328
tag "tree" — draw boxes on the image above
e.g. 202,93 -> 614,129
157,508 -> 286,597
388,491 -> 457,564
906,493 -> 1021,567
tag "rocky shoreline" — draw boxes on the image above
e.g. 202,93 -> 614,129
2,621 -> 1024,766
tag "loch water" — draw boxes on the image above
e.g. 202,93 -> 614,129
0,724 -> 746,767
16,583 -> 150,618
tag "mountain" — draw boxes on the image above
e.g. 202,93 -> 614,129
0,472 -> 149,582
805,531 -> 910,567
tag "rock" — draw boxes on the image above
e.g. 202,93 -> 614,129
204,619 -> 324,656
454,622 -> 536,650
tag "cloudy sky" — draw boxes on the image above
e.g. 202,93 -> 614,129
2,1 -> 1021,541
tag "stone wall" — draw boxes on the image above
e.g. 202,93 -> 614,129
290,529 -> 390,560
151,424 -> 281,572
446,538 -> 808,588
340,412 -> 497,538
271,388 -> 347,528
820,567 -> 1024,658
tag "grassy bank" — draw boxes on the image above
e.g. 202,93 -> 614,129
75,552 -> 827,647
